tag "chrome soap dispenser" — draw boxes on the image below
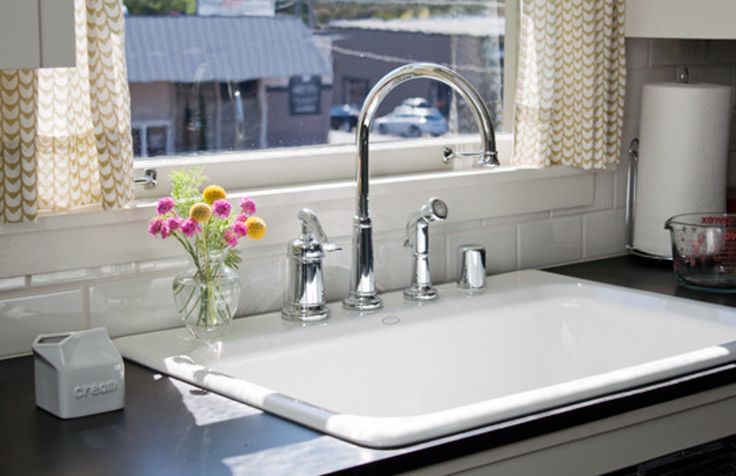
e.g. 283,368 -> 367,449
282,209 -> 340,322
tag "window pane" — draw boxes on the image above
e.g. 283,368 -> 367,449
124,0 -> 506,160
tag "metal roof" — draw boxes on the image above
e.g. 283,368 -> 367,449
125,16 -> 331,83
329,16 -> 504,38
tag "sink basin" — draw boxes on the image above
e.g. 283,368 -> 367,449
115,270 -> 736,448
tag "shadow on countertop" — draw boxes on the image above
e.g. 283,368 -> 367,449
546,255 -> 736,308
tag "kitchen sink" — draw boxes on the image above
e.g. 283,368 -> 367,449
115,270 -> 736,448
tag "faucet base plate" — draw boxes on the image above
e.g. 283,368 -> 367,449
342,294 -> 383,312
403,286 -> 439,301
281,305 -> 330,323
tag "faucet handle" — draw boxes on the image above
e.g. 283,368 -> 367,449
443,147 -> 500,167
282,209 -> 340,323
457,244 -> 486,292
297,209 -> 341,252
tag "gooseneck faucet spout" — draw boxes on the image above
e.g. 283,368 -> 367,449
342,63 -> 499,312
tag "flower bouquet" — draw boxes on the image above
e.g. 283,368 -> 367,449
148,168 -> 266,340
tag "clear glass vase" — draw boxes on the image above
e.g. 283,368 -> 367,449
172,250 -> 240,341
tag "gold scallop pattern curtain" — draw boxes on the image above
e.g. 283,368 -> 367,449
512,0 -> 626,169
0,0 -> 133,223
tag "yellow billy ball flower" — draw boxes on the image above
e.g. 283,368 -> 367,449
202,185 -> 226,205
189,202 -> 213,223
245,216 -> 267,240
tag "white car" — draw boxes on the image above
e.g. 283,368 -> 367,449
374,105 -> 449,138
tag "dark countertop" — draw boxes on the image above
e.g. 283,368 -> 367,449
3,255 -> 736,476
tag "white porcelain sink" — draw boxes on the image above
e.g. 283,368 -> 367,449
115,270 -> 736,448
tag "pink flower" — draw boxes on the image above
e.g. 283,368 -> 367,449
232,221 -> 248,237
166,216 -> 182,231
223,228 -> 239,248
148,218 -> 163,236
239,197 -> 256,217
156,197 -> 175,215
212,199 -> 232,219
160,224 -> 172,239
181,218 -> 202,237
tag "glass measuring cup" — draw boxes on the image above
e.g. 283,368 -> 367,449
665,213 -> 736,292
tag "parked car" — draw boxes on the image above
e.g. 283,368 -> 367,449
374,105 -> 449,137
401,97 -> 432,109
329,104 -> 360,131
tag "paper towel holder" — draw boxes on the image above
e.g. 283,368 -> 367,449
625,137 -> 673,261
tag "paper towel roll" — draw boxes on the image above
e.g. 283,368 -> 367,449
633,82 -> 733,257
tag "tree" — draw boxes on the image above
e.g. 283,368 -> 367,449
124,0 -> 196,15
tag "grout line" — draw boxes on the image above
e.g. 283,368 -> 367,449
0,266 -> 184,301
82,284 -> 91,329
515,223 -> 522,270
581,212 -> 588,260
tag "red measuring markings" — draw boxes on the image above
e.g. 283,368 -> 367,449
713,227 -> 736,265
701,216 -> 736,226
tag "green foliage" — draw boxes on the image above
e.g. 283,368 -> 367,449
124,0 -> 196,15
169,167 -> 205,218
225,249 -> 242,269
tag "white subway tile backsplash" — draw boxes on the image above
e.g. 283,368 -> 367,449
372,230 -> 446,293
705,41 -> 736,65
613,156 -> 630,210
234,252 -> 284,317
480,211 -> 550,227
550,171 -> 614,218
583,209 -> 627,259
89,275 -> 181,338
445,223 -> 517,280
324,236 -> 353,303
93,263 -> 139,278
0,290 -> 85,357
0,276 -> 26,291
649,39 -> 706,67
31,269 -> 91,287
518,216 -> 582,269
689,66 -> 734,87
136,256 -> 188,273
626,38 -> 650,70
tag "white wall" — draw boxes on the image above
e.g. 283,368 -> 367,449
626,0 -> 736,40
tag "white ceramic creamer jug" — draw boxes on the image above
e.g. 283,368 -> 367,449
33,328 -> 124,419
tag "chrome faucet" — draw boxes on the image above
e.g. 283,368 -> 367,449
282,209 -> 341,322
404,198 -> 448,301
342,63 -> 499,312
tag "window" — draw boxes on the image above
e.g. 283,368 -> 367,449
124,0 -> 513,165
132,121 -> 174,158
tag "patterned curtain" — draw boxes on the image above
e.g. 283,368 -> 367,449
512,0 -> 626,169
0,0 -> 133,223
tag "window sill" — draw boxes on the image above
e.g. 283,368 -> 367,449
0,161 -> 596,280
131,133 -> 515,199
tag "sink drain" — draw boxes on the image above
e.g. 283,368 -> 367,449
382,315 -> 400,325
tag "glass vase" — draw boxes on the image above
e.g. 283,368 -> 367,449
172,250 -> 240,341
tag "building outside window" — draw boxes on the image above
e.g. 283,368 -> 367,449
124,0 -> 508,160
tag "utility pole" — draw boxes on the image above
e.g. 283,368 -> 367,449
295,0 -> 316,29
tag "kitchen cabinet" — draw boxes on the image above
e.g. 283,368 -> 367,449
626,0 -> 736,39
0,0 -> 75,70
